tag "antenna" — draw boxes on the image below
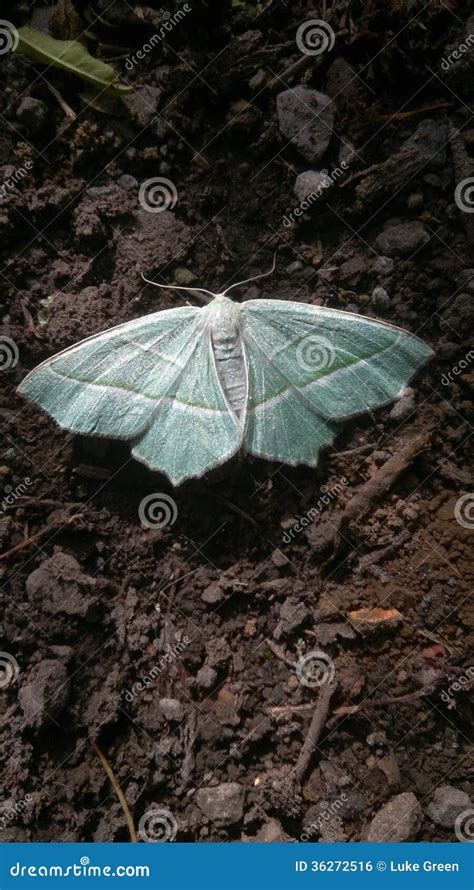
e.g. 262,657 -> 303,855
141,273 -> 215,303
222,252 -> 277,296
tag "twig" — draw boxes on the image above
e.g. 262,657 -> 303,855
295,680 -> 337,783
266,639 -> 296,669
330,441 -> 379,458
0,509 -> 91,561
268,30 -> 349,91
268,703 -> 315,716
323,432 -> 431,563
45,82 -> 76,120
377,101 -> 453,123
91,740 -> 138,843
181,710 -> 198,786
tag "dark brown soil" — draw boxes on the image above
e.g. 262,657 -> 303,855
0,0 -> 472,844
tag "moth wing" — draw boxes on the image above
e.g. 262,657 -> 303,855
132,326 -> 242,485
242,332 -> 337,465
241,300 -> 433,420
18,306 -> 201,440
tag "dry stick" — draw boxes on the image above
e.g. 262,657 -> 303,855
295,680 -> 337,784
91,740 -> 138,843
377,101 -> 453,123
266,639 -> 296,669
0,509 -> 93,561
267,29 -> 349,90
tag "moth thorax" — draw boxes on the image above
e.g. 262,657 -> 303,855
208,300 -> 246,419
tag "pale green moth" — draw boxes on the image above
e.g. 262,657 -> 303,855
18,265 -> 433,486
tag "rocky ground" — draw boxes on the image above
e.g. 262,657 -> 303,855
0,0 -> 473,844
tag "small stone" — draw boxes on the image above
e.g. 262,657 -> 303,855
458,269 -> 474,293
19,659 -> 69,729
425,785 -> 472,828
371,285 -> 390,313
196,783 -> 245,825
367,792 -> 422,842
276,86 -> 335,163
122,86 -> 161,127
16,97 -> 48,132
117,174 -> 138,190
273,596 -> 309,639
407,192 -> 423,209
313,622 -> 356,645
249,69 -> 266,90
174,267 -> 196,286
372,255 -> 394,276
26,551 -> 99,618
338,139 -> 357,167
325,57 -> 359,101
158,698 -> 183,721
348,607 -> 404,637
202,581 -> 226,605
196,664 -> 217,690
254,818 -> 291,842
294,170 -> 333,205
389,387 -> 415,421
374,221 -> 430,256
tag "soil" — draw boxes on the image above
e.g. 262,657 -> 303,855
0,0 -> 473,844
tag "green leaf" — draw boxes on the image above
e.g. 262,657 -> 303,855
14,26 -> 132,94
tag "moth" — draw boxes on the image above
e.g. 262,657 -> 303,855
18,265 -> 433,486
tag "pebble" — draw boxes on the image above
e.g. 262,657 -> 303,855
389,386 -> 415,421
196,664 -> 218,690
19,659 -> 69,729
273,596 -> 309,639
253,818 -> 291,842
158,698 -> 184,722
374,221 -> 430,256
174,267 -> 196,286
117,174 -> 138,190
276,86 -> 334,163
201,580 -> 226,605
367,792 -> 422,842
16,97 -> 48,132
371,285 -> 390,313
372,255 -> 394,276
407,191 -> 423,209
425,785 -> 472,828
294,170 -> 332,204
325,57 -> 358,102
196,783 -> 245,825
